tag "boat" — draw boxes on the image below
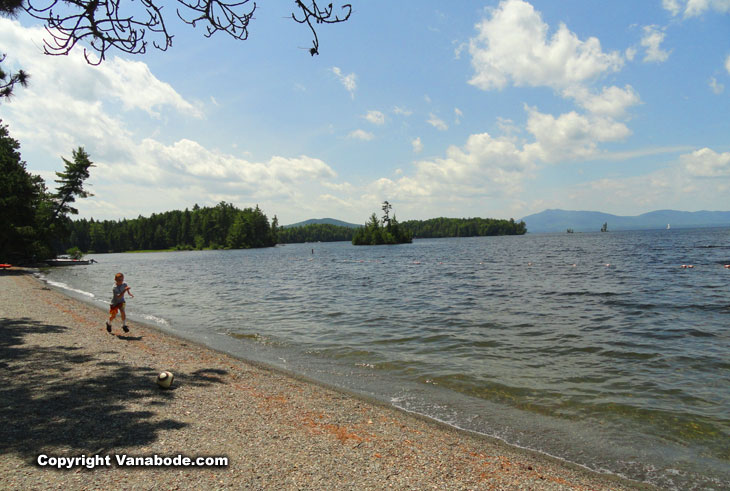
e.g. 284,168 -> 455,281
44,258 -> 95,266
600,222 -> 608,232
667,224 -> 671,230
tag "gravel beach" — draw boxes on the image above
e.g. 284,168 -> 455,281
0,269 -> 652,490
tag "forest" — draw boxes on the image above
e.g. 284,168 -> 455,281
62,202 -> 278,253
63,211 -> 528,252
277,223 -> 355,244
401,217 -> 526,238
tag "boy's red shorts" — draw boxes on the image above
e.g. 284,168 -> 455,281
109,302 -> 125,315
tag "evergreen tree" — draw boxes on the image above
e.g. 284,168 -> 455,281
0,121 -> 46,261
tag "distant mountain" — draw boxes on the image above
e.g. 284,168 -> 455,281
283,218 -> 361,229
521,209 -> 730,233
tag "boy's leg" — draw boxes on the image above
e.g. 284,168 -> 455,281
121,304 -> 129,333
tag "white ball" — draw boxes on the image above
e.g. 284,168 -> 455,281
157,371 -> 174,389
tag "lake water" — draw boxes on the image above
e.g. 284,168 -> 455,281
40,228 -> 730,489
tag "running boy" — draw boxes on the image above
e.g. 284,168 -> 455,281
106,272 -> 133,333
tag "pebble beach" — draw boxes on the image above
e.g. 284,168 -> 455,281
0,269 -> 652,490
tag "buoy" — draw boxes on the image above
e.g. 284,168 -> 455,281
156,371 -> 174,389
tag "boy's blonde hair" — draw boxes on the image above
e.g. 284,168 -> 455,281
115,273 -> 124,281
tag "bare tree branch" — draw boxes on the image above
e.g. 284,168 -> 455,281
15,0 -> 351,64
292,1 -> 351,56
176,0 -> 254,40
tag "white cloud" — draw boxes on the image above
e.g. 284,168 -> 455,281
709,77 -> 725,94
427,113 -> 448,131
364,110 -> 385,125
664,0 -> 730,17
662,0 -> 683,16
0,19 -> 352,221
640,25 -> 671,63
412,137 -> 423,153
468,0 -> 623,91
681,147 -> 730,176
0,19 -> 200,118
348,129 -> 374,141
563,85 -> 641,118
550,150 -> 730,214
331,67 -> 357,98
371,132 -> 535,208
523,106 -> 631,163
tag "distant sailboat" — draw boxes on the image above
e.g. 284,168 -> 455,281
667,224 -> 671,230
600,222 -> 608,232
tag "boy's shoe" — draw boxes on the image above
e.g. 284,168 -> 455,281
122,324 -> 129,333
106,322 -> 112,333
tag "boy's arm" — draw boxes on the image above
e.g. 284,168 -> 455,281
125,286 -> 134,298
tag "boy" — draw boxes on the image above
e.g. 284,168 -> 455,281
106,272 -> 134,334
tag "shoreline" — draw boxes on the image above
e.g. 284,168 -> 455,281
1,268 -> 651,489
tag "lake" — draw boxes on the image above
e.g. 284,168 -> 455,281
41,228 -> 730,489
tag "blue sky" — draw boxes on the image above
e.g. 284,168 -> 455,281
1,0 -> 729,225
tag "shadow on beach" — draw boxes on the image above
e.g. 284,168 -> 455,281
0,315 -> 227,459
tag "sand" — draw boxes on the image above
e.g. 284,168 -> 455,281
0,268 -> 653,490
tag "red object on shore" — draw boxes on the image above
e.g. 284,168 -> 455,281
0,264 -> 11,269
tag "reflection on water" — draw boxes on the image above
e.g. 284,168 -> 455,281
43,228 -> 730,489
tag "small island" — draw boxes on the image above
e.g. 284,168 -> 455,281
352,202 -> 413,245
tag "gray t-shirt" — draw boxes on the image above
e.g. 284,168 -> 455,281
111,283 -> 127,306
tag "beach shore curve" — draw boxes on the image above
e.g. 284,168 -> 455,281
0,268 -> 652,490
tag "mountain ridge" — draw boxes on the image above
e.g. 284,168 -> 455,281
521,209 -> 730,233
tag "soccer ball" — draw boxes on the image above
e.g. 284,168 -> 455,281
156,371 -> 174,389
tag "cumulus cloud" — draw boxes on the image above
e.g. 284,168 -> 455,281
563,85 -> 641,118
331,67 -> 357,98
364,110 -> 385,125
523,106 -> 631,163
663,0 -> 730,17
371,132 -> 535,206
412,137 -> 423,153
0,19 -> 350,221
641,25 -> 671,63
427,113 -> 448,131
681,147 -> 730,176
0,18 -> 202,157
468,0 -> 623,91
86,137 -> 343,218
348,129 -> 374,141
550,148 -> 730,214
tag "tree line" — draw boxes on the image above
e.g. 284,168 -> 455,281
277,223 -> 355,244
402,217 -> 526,238
63,212 -> 527,252
62,202 -> 278,253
